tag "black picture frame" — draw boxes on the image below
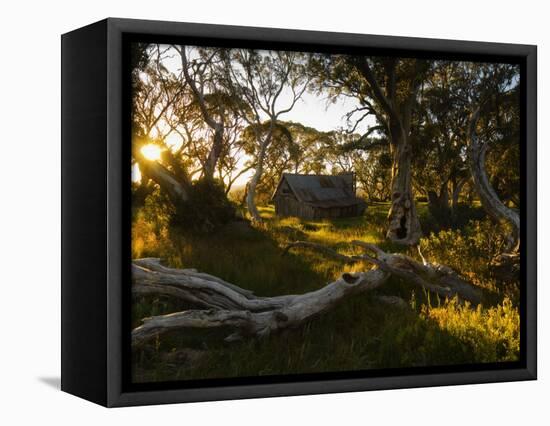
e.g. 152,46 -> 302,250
61,17 -> 537,407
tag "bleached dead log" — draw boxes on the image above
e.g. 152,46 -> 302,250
133,259 -> 289,312
348,241 -> 482,304
134,258 -> 255,298
132,241 -> 482,347
132,268 -> 388,347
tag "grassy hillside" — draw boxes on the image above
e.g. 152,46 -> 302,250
131,203 -> 519,383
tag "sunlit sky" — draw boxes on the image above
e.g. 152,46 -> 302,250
133,45 -> 376,187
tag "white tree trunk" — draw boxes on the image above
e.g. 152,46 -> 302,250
468,108 -> 520,251
203,124 -> 224,180
136,156 -> 189,204
246,141 -> 268,223
386,136 -> 423,245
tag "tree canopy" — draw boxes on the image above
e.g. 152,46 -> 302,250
130,43 -> 520,247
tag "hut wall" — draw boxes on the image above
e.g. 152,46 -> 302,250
275,194 -> 311,218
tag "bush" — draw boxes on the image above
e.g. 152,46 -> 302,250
420,219 -> 507,289
131,209 -> 180,263
421,297 -> 520,362
418,202 -> 485,235
171,178 -> 236,233
131,187 -> 173,259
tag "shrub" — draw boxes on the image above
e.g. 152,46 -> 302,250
132,188 -> 172,259
418,202 -> 485,235
131,209 -> 181,263
421,297 -> 520,362
419,219 -> 509,292
171,178 -> 236,233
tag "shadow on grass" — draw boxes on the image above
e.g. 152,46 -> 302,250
172,219 -> 331,297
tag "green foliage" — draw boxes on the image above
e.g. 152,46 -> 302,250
418,202 -> 486,235
132,187 -> 174,260
419,218 -> 519,303
420,220 -> 503,284
171,178 -> 236,233
422,297 -> 520,363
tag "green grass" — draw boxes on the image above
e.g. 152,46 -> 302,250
131,202 -> 520,383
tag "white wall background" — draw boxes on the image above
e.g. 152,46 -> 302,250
0,0 -> 546,423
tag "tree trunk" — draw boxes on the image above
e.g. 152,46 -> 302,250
427,182 -> 449,209
179,46 -> 225,180
132,242 -> 482,347
351,58 -> 425,246
386,128 -> 422,245
246,140 -> 268,223
246,165 -> 263,222
132,258 -> 388,346
136,154 -> 189,206
203,124 -> 224,180
427,182 -> 451,224
468,108 -> 520,251
451,177 -> 466,209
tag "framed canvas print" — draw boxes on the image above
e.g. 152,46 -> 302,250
61,18 -> 537,407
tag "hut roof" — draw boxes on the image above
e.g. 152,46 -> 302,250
272,173 -> 365,209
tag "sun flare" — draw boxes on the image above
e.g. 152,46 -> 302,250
141,144 -> 162,161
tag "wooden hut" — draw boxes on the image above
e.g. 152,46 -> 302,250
271,173 -> 367,219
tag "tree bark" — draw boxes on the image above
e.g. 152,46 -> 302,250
353,58 -> 425,245
427,188 -> 448,211
132,241 -> 482,347
203,124 -> 225,180
451,177 -> 466,209
132,260 -> 388,346
427,181 -> 451,223
246,139 -> 269,222
468,108 -> 520,251
386,129 -> 423,244
178,46 -> 225,180
135,149 -> 190,205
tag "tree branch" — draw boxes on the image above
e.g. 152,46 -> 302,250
354,57 -> 399,123
467,106 -> 520,252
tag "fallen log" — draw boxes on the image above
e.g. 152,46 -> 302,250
347,241 -> 482,304
132,241 -> 482,347
133,268 -> 388,347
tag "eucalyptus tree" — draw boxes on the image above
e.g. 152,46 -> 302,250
215,122 -> 252,196
131,44 -> 244,229
234,122 -> 295,203
411,61 -> 472,221
311,55 -> 431,245
131,44 -> 192,205
354,148 -> 392,202
220,49 -> 310,222
236,121 -> 339,203
280,122 -> 330,175
466,63 -> 520,252
173,45 -> 232,180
